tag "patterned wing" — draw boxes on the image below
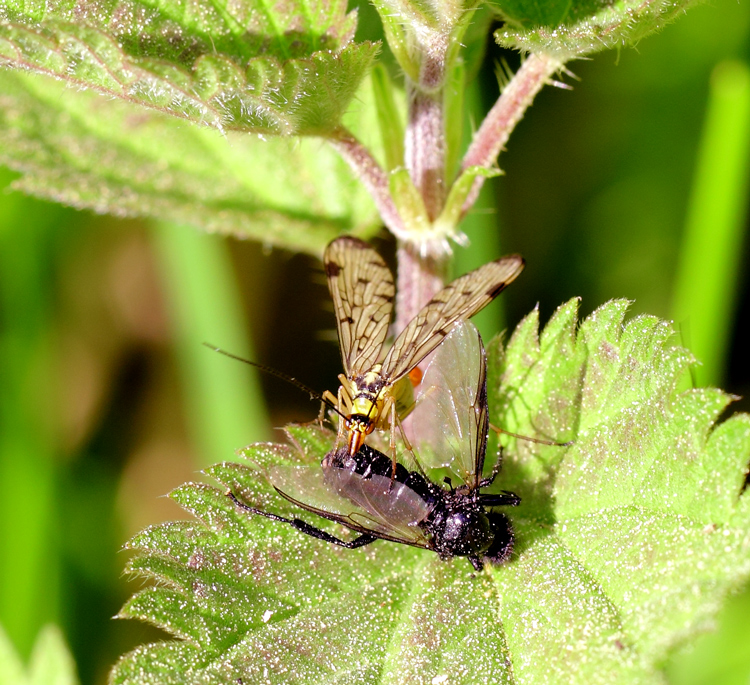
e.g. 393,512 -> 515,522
324,237 -> 395,377
381,255 -> 524,382
269,463 -> 433,547
410,321 -> 489,489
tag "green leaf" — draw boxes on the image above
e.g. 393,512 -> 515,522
490,0 -> 610,33
671,60 -> 750,387
112,300 -> 750,684
28,626 -> 79,685
434,164 -> 501,236
152,222 -> 271,466
0,624 -> 79,685
371,64 -> 405,171
0,69 -> 379,255
0,0 -> 377,135
0,624 -> 24,685
492,0 -> 703,60
388,167 -> 430,232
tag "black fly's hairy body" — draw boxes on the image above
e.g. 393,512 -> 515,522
329,444 -> 519,569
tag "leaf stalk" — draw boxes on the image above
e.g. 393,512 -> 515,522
327,128 -> 405,236
460,52 -> 563,214
331,52 -> 562,330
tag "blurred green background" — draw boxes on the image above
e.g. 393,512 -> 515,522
1,0 -> 750,681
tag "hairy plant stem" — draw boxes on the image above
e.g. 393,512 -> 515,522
395,78 -> 449,333
327,121 -> 449,334
405,83 -> 446,222
461,52 -> 563,213
327,129 -> 404,236
395,242 -> 450,334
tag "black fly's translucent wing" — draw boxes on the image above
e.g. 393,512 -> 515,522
323,237 -> 395,377
380,255 -> 524,383
324,467 -> 432,540
268,463 -> 433,547
410,320 -> 489,489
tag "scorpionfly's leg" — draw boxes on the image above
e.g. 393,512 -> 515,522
333,380 -> 355,450
489,422 -> 573,447
320,389 -> 338,428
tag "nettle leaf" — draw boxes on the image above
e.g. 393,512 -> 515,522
113,300 -> 750,684
0,69 -> 379,254
491,0 -> 701,60
0,0 -> 377,135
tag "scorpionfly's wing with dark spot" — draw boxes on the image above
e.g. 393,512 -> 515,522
410,320 -> 489,490
269,464 -> 434,548
323,236 -> 395,378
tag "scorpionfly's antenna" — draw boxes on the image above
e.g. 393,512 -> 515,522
203,343 -> 348,422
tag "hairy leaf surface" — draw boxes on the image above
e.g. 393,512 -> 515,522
0,70 -> 379,254
113,300 -> 750,684
491,0 -> 703,59
0,0 -> 376,134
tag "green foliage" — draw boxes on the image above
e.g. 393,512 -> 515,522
113,300 -> 750,684
0,624 -> 79,685
0,0 -> 375,135
491,0 -> 611,28
0,0 -> 385,255
153,222 -> 271,465
0,69 -> 379,254
671,60 -> 750,387
0,176 -> 65,660
665,581 -> 750,684
493,0 -> 705,59
0,0 -> 716,250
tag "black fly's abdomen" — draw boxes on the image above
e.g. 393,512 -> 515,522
325,445 -> 438,503
483,513 -> 514,565
325,444 -> 409,482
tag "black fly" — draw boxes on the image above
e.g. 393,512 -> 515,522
229,321 -> 520,571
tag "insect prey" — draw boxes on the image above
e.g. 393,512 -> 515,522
230,320 -> 521,571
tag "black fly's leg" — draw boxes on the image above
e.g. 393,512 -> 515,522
290,520 -> 378,549
478,491 -> 521,507
228,490 -> 295,523
478,447 -> 520,505
481,422 -> 572,489
228,491 -> 378,549
468,556 -> 484,571
479,444 -> 505,489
